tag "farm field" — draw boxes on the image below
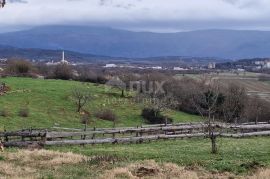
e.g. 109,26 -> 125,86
176,72 -> 270,102
0,77 -> 201,131
215,73 -> 270,102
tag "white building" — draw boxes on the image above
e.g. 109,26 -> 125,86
264,61 -> 270,69
173,67 -> 188,71
208,62 -> 216,69
254,60 -> 270,69
151,66 -> 162,70
104,64 -> 117,68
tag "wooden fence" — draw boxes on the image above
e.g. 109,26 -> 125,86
1,122 -> 270,147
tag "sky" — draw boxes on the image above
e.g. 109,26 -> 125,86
0,0 -> 270,33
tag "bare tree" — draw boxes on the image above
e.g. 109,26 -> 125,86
142,92 -> 177,118
222,83 -> 246,124
71,87 -> 92,113
244,96 -> 267,124
189,78 -> 224,154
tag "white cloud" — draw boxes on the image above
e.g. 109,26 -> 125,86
1,0 -> 270,32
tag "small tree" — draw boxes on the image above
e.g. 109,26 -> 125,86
222,83 -> 246,124
71,87 -> 92,112
189,78 -> 224,154
244,96 -> 270,124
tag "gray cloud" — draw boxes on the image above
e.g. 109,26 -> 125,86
0,0 -> 270,32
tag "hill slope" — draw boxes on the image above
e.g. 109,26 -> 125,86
1,26 -> 270,59
0,77 -> 200,130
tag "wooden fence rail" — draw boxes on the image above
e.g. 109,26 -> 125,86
1,123 -> 270,147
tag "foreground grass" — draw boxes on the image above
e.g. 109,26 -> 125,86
0,77 -> 201,130
0,137 -> 269,178
48,137 -> 270,175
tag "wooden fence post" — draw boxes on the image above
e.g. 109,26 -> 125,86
165,118 -> 168,135
4,129 -> 8,142
92,127 -> 96,139
83,124 -> 87,140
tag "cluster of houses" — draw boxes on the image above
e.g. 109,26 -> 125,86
103,62 -> 217,71
254,60 -> 270,69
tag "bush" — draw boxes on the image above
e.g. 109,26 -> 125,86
18,107 -> 29,117
141,108 -> 173,124
5,60 -> 33,77
0,108 -> 9,117
95,109 -> 117,122
53,64 -> 73,80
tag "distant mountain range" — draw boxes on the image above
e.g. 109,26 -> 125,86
1,25 -> 270,59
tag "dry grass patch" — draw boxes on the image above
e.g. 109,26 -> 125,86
5,149 -> 88,167
102,160 -> 270,179
0,162 -> 36,178
102,160 -> 200,179
0,149 -> 89,178
249,169 -> 270,179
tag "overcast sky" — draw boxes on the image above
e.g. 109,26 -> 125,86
1,0 -> 270,33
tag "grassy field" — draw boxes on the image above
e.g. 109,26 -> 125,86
0,77 -> 270,178
48,137 -> 270,174
0,77 -> 201,130
0,137 -> 269,178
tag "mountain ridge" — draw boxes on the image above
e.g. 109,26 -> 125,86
1,25 -> 270,59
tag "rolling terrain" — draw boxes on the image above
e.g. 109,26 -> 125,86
0,77 -> 200,130
0,77 -> 270,178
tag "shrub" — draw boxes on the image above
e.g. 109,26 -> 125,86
5,60 -> 33,76
141,108 -> 173,124
0,108 -> 9,117
95,109 -> 117,122
53,64 -> 73,80
18,107 -> 29,117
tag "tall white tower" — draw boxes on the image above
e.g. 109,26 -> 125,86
62,51 -> 65,62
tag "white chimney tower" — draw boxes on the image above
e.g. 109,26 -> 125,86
62,51 -> 65,62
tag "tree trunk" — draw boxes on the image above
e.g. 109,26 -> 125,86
211,134 -> 218,154
77,104 -> 81,113
255,112 -> 259,125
